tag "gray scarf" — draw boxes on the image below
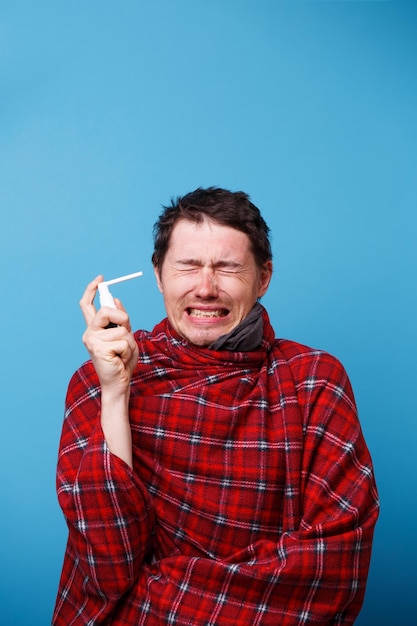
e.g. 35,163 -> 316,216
208,302 -> 264,352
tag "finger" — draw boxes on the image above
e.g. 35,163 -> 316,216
86,324 -> 136,354
101,325 -> 137,351
98,338 -> 136,368
113,298 -> 132,332
103,327 -> 138,357
80,275 -> 103,326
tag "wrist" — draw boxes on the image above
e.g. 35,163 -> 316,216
100,386 -> 131,411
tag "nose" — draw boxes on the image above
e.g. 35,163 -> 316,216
194,268 -> 218,298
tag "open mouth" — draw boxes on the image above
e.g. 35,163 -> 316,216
187,308 -> 229,319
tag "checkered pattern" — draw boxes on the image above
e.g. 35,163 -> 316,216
53,308 -> 379,625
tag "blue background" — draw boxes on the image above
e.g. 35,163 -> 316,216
1,1 -> 416,624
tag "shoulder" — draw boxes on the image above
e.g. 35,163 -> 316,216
272,338 -> 352,392
271,340 -> 358,436
274,338 -> 342,367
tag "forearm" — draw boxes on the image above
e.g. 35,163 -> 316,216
100,389 -> 133,468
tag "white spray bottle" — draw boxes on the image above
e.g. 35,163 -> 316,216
97,271 -> 143,327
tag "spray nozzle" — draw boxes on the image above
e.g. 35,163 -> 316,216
98,271 -> 143,309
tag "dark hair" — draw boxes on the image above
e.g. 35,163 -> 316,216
152,187 -> 272,271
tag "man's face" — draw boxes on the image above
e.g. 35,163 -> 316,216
154,218 -> 272,347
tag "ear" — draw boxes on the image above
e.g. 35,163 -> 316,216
257,261 -> 273,299
153,265 -> 164,293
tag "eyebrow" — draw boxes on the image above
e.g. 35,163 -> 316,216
175,259 -> 243,269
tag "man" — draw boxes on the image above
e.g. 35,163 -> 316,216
53,187 -> 379,625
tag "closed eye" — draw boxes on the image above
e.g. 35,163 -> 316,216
175,260 -> 243,273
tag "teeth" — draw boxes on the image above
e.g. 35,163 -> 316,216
189,308 -> 225,318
